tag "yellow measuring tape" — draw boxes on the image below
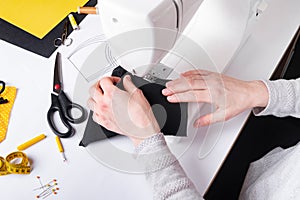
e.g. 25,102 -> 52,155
0,152 -> 31,176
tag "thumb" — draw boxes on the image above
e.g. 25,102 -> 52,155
194,109 -> 226,127
123,75 -> 138,94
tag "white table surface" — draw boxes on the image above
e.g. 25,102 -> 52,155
0,0 -> 299,199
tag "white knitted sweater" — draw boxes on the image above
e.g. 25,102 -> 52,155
136,78 -> 300,200
240,78 -> 300,200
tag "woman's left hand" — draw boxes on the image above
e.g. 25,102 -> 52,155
87,75 -> 160,146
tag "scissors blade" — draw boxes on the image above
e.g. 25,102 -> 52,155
53,52 -> 63,93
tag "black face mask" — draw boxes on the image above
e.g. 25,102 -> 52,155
79,66 -> 188,147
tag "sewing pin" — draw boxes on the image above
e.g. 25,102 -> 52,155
37,184 -> 56,198
33,179 -> 57,190
36,176 -> 44,190
41,188 -> 58,199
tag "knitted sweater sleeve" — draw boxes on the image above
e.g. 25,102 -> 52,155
239,78 -> 300,199
253,78 -> 300,117
135,133 -> 203,200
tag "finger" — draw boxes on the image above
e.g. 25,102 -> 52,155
162,88 -> 173,96
193,109 -> 226,127
92,112 -> 101,124
87,98 -> 96,111
183,71 -> 224,87
123,75 -> 139,94
111,76 -> 122,83
182,69 -> 211,76
194,115 -> 211,127
165,77 -> 193,94
99,76 -> 120,94
89,80 -> 103,98
93,112 -> 108,125
165,76 -> 207,94
166,90 -> 211,103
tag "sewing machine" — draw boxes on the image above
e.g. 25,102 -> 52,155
73,0 -> 273,189
99,0 -> 268,79
92,0 -> 269,157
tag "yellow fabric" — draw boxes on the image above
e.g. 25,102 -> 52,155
0,0 -> 89,39
0,86 -> 17,143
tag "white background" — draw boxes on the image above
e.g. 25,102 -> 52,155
0,0 -> 299,199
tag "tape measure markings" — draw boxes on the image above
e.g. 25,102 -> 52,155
0,152 -> 31,176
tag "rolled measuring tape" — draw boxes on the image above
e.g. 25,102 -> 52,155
0,152 -> 31,176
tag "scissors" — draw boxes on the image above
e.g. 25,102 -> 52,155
47,52 -> 86,138
54,21 -> 73,47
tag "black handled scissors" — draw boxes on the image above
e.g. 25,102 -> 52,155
47,52 -> 86,138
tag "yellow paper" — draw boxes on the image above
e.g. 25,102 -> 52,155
0,86 -> 17,143
0,0 -> 89,39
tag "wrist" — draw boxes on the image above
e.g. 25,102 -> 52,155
130,132 -> 159,147
131,138 -> 144,147
134,133 -> 165,154
248,80 -> 269,108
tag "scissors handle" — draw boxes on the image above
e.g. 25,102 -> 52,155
53,37 -> 73,47
58,91 -> 86,124
47,93 -> 74,138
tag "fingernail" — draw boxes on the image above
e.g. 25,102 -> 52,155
166,82 -> 172,87
194,119 -> 206,127
167,96 -> 174,102
125,75 -> 131,80
162,89 -> 170,95
193,121 -> 200,128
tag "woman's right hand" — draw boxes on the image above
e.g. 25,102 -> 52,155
162,70 -> 269,127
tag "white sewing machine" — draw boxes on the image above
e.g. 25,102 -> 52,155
99,0 -> 268,79
77,0 -> 269,163
93,0 -> 268,157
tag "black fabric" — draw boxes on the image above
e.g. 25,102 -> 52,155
79,66 -> 188,147
79,111 -> 118,146
0,0 -> 97,58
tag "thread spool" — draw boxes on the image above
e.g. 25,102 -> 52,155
77,6 -> 98,14
68,14 -> 79,30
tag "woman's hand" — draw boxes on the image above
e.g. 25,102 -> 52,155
88,75 -> 160,146
162,70 -> 269,127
